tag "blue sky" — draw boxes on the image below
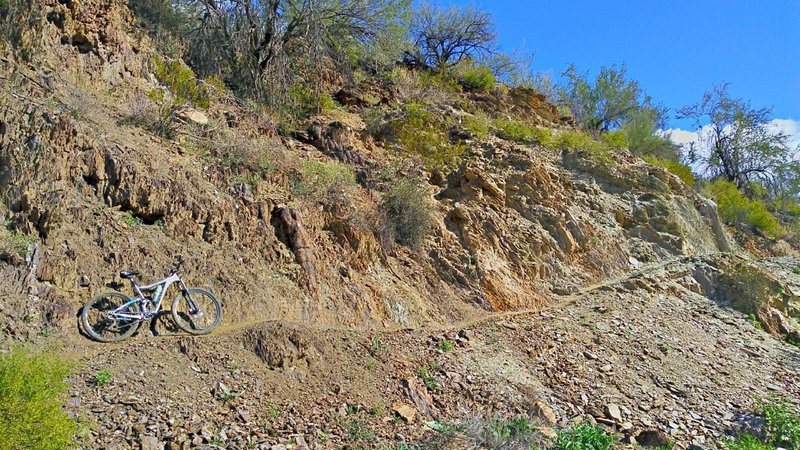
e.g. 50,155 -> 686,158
435,0 -> 800,139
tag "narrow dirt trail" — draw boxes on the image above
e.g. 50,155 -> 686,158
73,253 -> 727,360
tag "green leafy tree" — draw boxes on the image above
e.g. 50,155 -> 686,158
623,107 -> 680,160
558,63 -> 661,133
678,84 -> 799,193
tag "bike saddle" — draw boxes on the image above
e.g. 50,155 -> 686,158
119,270 -> 141,279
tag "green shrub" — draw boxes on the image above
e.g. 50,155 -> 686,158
288,85 -> 342,117
555,423 -> 614,450
704,179 -> 784,238
493,119 -> 553,146
459,65 -> 496,92
0,347 -> 77,450
293,160 -> 357,199
383,179 -> 433,249
760,397 -> 800,449
724,434 -> 772,450
390,103 -> 465,171
153,55 -> 209,109
556,130 -> 613,166
600,130 -> 627,150
644,156 -> 696,187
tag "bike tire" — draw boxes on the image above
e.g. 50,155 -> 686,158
171,288 -> 222,335
81,291 -> 141,342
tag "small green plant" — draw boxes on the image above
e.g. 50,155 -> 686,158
371,335 -> 384,350
123,212 -> 144,228
228,364 -> 241,376
371,403 -> 384,416
266,403 -> 281,419
94,368 -> 112,386
644,155 -> 696,187
794,266 -> 800,275
343,417 -> 375,442
417,366 -> 440,391
367,358 -> 378,371
704,179 -> 784,239
555,422 -> 614,450
748,314 -> 765,331
760,396 -> 800,449
0,347 -> 78,450
437,339 -> 454,352
489,416 -> 532,442
723,433 -> 772,450
216,384 -> 240,402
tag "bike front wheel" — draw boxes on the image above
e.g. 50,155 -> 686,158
81,291 -> 141,342
171,288 -> 222,335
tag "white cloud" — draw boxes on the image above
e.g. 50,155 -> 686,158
665,118 -> 800,151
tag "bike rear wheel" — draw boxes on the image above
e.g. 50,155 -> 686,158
171,288 -> 221,335
81,291 -> 141,342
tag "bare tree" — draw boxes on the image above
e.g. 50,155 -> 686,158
408,2 -> 496,71
678,84 -> 799,192
185,0 -> 409,103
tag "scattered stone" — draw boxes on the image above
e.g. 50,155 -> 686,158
636,429 -> 671,448
534,401 -> 558,425
140,435 -> 161,450
536,426 -> 557,440
392,402 -> 417,423
605,404 -> 623,422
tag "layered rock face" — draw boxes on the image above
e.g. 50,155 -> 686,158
0,0 -> 733,339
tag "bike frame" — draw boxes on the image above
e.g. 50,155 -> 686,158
111,274 -> 189,321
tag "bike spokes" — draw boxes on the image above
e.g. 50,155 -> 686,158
82,293 -> 141,342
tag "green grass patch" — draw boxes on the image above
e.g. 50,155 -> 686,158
493,118 -> 554,145
462,112 -> 490,140
293,160 -> 357,199
724,433 -> 773,450
643,156 -> 696,187
0,347 -> 78,450
704,179 -> 784,239
555,422 -> 614,450
556,130 -> 614,166
1,223 -> 35,257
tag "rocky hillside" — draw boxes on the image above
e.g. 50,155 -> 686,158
1,1 -> 799,449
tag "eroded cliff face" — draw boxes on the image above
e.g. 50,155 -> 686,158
0,0 -> 734,341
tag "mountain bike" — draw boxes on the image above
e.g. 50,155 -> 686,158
80,256 -> 222,342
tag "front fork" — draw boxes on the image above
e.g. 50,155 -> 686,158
178,280 -> 201,315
